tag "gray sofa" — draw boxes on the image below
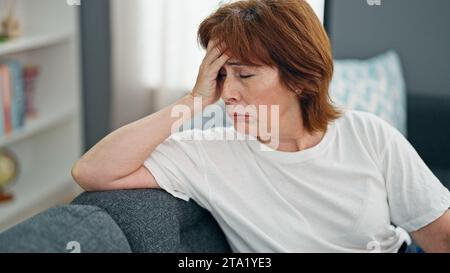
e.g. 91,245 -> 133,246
0,92 -> 448,253
0,189 -> 232,253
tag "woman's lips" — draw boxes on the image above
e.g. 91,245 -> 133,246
233,113 -> 250,118
232,112 -> 251,122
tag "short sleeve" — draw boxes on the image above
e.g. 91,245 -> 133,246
143,130 -> 211,209
382,128 -> 450,232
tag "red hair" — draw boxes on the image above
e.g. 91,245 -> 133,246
198,0 -> 341,132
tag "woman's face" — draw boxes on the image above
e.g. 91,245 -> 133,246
218,59 -> 300,139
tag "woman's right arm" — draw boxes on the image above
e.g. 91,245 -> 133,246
71,94 -> 198,191
71,40 -> 229,192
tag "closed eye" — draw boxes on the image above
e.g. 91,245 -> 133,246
217,74 -> 255,79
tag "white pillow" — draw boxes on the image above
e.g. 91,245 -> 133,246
329,51 -> 407,135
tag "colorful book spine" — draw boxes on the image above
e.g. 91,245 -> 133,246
3,60 -> 25,130
0,67 -> 4,136
0,60 -> 29,137
0,65 -> 12,135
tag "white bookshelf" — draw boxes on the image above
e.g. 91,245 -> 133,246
0,31 -> 73,56
0,0 -> 84,232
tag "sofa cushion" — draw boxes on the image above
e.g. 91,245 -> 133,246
0,205 -> 131,253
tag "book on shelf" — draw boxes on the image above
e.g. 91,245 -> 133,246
0,59 -> 39,138
0,65 -> 11,135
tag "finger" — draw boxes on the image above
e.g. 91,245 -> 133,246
204,43 -> 227,66
207,39 -> 218,52
210,53 -> 230,76
204,46 -> 223,66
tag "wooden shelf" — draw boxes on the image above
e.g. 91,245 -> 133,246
0,32 -> 73,57
0,106 -> 77,148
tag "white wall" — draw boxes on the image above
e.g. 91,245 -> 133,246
110,0 -> 156,129
307,0 -> 325,24
111,0 -> 220,128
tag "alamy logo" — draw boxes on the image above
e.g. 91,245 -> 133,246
366,240 -> 381,253
66,241 -> 81,253
170,97 -> 281,151
367,0 -> 381,6
66,0 -> 81,6
366,226 -> 412,253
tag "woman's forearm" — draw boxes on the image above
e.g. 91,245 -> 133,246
72,94 -> 201,186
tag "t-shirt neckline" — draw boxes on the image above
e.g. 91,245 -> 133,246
236,119 -> 337,163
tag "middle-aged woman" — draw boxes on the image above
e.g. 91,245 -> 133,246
72,0 -> 450,252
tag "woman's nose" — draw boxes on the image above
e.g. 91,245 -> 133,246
221,78 -> 241,104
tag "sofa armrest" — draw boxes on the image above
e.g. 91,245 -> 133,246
407,92 -> 450,169
0,205 -> 131,253
72,189 -> 232,253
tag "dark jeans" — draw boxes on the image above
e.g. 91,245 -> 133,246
398,241 -> 425,253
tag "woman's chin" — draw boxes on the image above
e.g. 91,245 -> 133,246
232,122 -> 258,138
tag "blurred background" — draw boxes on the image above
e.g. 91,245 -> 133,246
0,0 -> 448,232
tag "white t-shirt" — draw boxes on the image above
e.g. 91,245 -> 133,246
144,110 -> 450,253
